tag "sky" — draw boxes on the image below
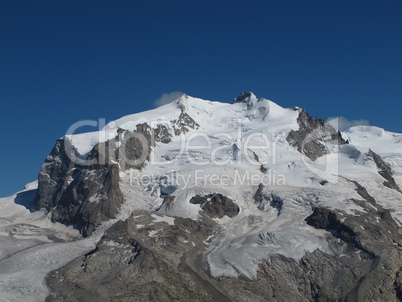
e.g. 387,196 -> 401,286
1,0 -> 401,197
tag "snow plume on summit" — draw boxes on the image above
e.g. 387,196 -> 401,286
154,91 -> 186,107
327,116 -> 370,131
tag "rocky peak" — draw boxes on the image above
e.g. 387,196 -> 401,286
287,109 -> 348,160
233,92 -> 263,110
176,94 -> 189,111
34,137 -> 124,236
233,91 -> 257,104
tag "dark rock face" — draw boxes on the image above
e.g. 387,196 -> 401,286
118,123 -> 153,170
367,149 -> 402,193
287,109 -> 347,160
34,138 -> 75,211
233,91 -> 254,104
306,207 -> 370,253
50,165 -> 123,237
189,194 -> 240,218
268,195 -> 284,215
172,111 -> 199,136
154,124 -> 172,144
254,185 -> 283,215
34,138 -> 124,237
233,91 -> 263,110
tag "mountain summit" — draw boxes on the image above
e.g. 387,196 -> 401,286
1,93 -> 402,301
233,91 -> 258,103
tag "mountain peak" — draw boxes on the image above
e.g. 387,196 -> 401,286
176,93 -> 190,111
233,91 -> 258,104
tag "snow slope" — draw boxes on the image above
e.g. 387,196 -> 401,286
0,182 -> 101,302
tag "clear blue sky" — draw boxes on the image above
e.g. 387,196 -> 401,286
1,0 -> 401,197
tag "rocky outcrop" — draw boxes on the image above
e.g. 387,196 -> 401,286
158,195 -> 176,212
254,183 -> 265,204
287,109 -> 347,160
34,138 -> 75,211
172,111 -> 199,135
189,194 -> 240,218
233,91 -> 258,110
118,123 -> 154,170
254,185 -> 283,215
154,124 -> 172,144
234,91 -> 255,104
367,149 -> 402,193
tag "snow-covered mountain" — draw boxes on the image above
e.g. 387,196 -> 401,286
1,92 -> 402,301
